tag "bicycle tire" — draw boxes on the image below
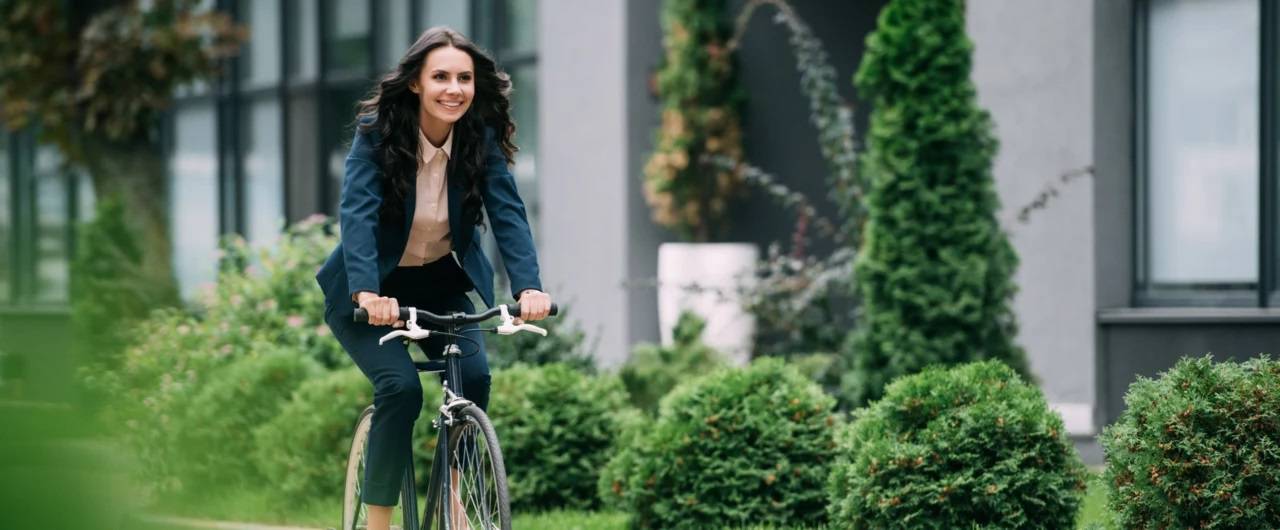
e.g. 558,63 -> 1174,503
422,405 -> 511,530
342,405 -> 418,530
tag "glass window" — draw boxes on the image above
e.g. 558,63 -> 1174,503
287,0 -> 319,81
324,86 -> 365,213
378,0 -> 411,71
32,146 -> 69,304
0,132 -> 10,303
239,0 -> 282,89
1147,0 -> 1259,286
286,90 -> 319,219
424,0 -> 470,34
325,0 -> 371,75
241,97 -> 285,248
509,62 -> 538,232
170,102 -> 220,300
503,0 -> 535,54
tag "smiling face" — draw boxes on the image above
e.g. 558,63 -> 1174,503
410,45 -> 476,129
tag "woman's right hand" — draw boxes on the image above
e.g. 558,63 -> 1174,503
356,291 -> 405,327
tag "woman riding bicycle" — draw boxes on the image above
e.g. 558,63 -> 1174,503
314,26 -> 552,530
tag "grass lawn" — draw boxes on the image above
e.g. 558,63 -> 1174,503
139,473 -> 1114,529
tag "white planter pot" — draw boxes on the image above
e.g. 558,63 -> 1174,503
657,242 -> 759,365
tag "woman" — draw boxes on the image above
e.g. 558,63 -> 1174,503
315,26 -> 552,529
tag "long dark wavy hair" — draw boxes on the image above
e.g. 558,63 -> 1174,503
355,26 -> 517,228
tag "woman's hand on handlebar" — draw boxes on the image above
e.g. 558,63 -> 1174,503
355,291 -> 405,328
516,289 -> 552,322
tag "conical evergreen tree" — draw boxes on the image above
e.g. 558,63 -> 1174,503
843,0 -> 1031,406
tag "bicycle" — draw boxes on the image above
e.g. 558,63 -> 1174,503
341,302 -> 557,530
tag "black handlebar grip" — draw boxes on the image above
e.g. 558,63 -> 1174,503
353,303 -> 558,323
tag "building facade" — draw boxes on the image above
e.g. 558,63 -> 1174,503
3,0 -> 1277,452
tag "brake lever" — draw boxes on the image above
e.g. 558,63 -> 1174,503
377,307 -> 431,345
495,304 -> 549,336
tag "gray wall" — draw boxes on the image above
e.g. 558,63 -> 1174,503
967,0 -> 1097,433
538,0 -> 632,367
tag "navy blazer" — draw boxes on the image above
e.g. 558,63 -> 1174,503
315,124 -> 542,317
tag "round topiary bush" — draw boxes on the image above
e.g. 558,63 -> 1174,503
252,366 -> 372,502
1101,355 -> 1280,529
605,358 -> 837,529
827,360 -> 1086,528
176,349 -> 320,487
486,363 -> 634,511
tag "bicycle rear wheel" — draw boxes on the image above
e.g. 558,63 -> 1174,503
342,405 -> 418,530
424,405 -> 511,530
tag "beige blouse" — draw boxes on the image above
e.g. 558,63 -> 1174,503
398,127 -> 453,266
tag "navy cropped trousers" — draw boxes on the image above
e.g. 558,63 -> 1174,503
323,257 -> 490,506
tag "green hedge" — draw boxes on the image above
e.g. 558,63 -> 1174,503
252,366 -> 372,502
827,360 -> 1086,528
844,0 -> 1030,407
177,349 -> 320,487
605,358 -> 837,529
1102,355 -> 1280,528
619,311 -> 725,413
487,363 -> 634,511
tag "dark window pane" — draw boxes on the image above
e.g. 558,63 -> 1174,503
286,90 -> 320,219
378,0 -> 411,71
239,0 -> 282,88
503,0 -> 535,54
508,62 -> 537,231
325,0 -> 371,75
1146,0 -> 1259,286
32,146 -> 68,304
424,0 -> 471,34
288,0 -> 319,81
324,86 -> 366,213
170,102 -> 220,300
241,96 -> 285,248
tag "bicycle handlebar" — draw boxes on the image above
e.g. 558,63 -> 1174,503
353,302 -> 559,326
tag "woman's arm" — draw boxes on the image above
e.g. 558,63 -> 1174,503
339,131 -> 384,301
480,129 -> 542,300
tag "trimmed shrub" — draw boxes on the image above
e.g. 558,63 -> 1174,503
620,311 -> 726,413
606,358 -> 837,529
844,0 -> 1031,406
1101,355 -> 1280,529
827,360 -> 1086,528
643,0 -> 746,241
175,349 -> 321,487
487,363 -> 634,511
597,408 -> 653,511
252,366 -> 372,502
485,305 -> 595,373
71,197 -> 180,369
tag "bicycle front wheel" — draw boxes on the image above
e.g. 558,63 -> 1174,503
445,405 -> 511,530
342,405 -> 418,530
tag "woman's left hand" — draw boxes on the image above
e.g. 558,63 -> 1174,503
516,289 -> 552,322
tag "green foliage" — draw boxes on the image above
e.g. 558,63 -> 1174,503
486,306 -> 595,373
1101,355 -> 1280,529
80,216 -> 345,494
210,215 -> 347,368
619,311 -> 727,413
643,0 -> 745,241
176,349 -> 321,487
844,0 -> 1030,406
251,366 -> 372,503
71,197 -> 180,368
0,0 -> 242,150
827,361 -> 1086,529
488,363 -> 635,511
606,358 -> 838,529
